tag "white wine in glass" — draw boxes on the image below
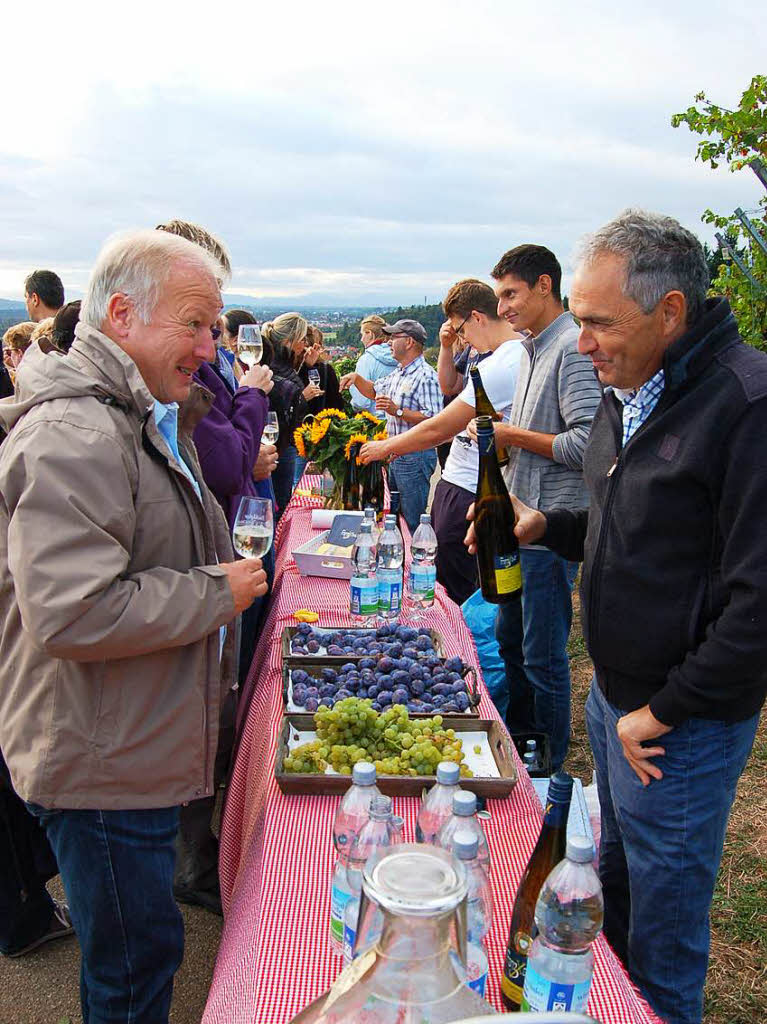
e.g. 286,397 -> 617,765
233,497 -> 273,559
238,324 -> 263,368
262,411 -> 279,446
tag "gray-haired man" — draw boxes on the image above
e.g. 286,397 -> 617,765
484,210 -> 766,1024
0,230 -> 267,1023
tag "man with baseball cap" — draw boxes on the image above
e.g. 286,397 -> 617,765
340,319 -> 442,531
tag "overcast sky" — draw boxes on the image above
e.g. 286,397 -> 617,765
1,0 -> 764,306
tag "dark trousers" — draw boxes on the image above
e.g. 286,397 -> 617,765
431,478 -> 478,607
586,679 -> 759,1024
272,444 -> 298,522
28,803 -> 183,1024
0,753 -> 58,954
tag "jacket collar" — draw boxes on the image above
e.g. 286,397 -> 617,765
662,298 -> 739,392
69,321 -> 156,417
522,311 -> 576,358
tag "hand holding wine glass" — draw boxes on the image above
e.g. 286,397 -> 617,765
240,364 -> 273,393
237,324 -> 263,369
233,497 -> 274,560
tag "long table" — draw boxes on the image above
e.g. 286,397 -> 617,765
202,488 -> 661,1023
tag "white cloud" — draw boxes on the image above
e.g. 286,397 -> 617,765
0,0 -> 764,303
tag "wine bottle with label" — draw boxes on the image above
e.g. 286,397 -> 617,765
501,772 -> 574,1011
473,415 -> 521,604
470,365 -> 509,467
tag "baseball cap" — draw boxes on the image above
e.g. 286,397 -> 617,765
382,319 -> 428,345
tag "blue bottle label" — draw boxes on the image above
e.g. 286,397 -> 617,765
409,564 -> 436,600
377,569 -> 402,612
521,963 -> 591,1012
330,884 -> 349,944
351,576 -> 378,616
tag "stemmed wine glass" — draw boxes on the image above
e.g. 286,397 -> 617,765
263,412 -> 280,446
232,497 -> 273,559
237,325 -> 263,369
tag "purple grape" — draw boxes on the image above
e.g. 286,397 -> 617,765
378,656 -> 394,673
359,657 -> 376,671
410,679 -> 426,696
378,692 -> 393,706
319,697 -> 334,707
445,656 -> 463,673
304,697 -> 319,711
451,680 -> 467,694
392,688 -> 409,705
296,623 -> 313,636
321,668 -> 338,683
455,693 -> 470,711
326,645 -> 345,656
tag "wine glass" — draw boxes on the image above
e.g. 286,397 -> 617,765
238,325 -> 263,368
308,367 -> 321,387
232,497 -> 273,559
263,411 -> 280,446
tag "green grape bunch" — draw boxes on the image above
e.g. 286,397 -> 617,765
283,697 -> 474,778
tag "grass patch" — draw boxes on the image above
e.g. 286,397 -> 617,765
565,594 -> 767,1024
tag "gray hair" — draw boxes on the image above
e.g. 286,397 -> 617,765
80,229 -> 226,329
577,209 -> 710,325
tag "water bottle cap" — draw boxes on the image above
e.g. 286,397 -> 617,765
369,794 -> 392,819
523,752 -> 536,764
566,834 -> 595,863
419,514 -> 430,524
352,761 -> 377,786
525,739 -> 537,751
364,507 -> 374,516
359,522 -> 372,533
453,790 -> 476,816
452,828 -> 478,860
385,515 -> 395,524
547,771 -> 574,803
436,761 -> 460,785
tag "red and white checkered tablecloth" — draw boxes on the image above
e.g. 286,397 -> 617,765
203,482 -> 661,1024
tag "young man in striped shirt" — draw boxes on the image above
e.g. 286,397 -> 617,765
477,245 -> 603,769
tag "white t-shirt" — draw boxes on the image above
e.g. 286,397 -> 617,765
442,338 -> 523,493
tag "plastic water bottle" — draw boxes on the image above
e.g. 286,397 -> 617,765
521,834 -> 604,1013
523,752 -> 537,773
437,790 -> 491,876
332,762 -> 381,855
344,794 -> 402,963
350,522 -> 378,622
415,761 -> 461,843
407,513 -> 438,620
377,515 -> 404,620
329,762 -> 380,953
452,829 -> 493,997
363,506 -> 381,544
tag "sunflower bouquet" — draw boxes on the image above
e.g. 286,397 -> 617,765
294,409 -> 387,507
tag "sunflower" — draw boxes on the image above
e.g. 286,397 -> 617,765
356,410 -> 384,425
373,430 -> 387,442
344,432 -> 368,462
316,408 -> 347,421
309,419 -> 331,445
293,425 -> 308,458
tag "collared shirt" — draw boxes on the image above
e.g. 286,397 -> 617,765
613,368 -> 665,446
153,401 -> 202,499
374,355 -> 443,437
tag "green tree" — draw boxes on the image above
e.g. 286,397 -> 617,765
672,76 -> 767,347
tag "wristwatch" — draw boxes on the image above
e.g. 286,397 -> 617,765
395,407 -> 404,418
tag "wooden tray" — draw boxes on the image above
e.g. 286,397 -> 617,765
282,625 -> 447,665
275,715 -> 517,798
282,660 -> 481,717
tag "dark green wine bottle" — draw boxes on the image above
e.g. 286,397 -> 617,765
501,772 -> 574,1011
470,365 -> 509,467
342,443 -> 362,510
474,415 -> 521,604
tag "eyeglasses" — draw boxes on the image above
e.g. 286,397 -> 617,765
454,313 -> 471,338
211,327 -> 222,341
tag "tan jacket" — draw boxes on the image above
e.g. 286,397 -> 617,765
0,323 -> 237,809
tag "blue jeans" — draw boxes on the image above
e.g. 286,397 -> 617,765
586,679 -> 758,1024
388,449 -> 437,535
495,547 -> 578,770
272,444 -> 298,522
293,454 -> 309,487
27,805 -> 183,1024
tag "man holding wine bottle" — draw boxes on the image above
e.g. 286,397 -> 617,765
471,244 -> 602,770
0,230 -> 268,1024
469,210 -> 767,1024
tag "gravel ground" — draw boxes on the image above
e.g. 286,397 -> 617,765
0,877 -> 222,1024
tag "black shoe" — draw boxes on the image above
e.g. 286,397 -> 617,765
174,885 -> 223,917
4,900 -> 75,958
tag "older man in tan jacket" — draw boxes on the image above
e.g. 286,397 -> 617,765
0,230 -> 267,1024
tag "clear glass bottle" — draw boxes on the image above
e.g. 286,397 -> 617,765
415,761 -> 461,844
290,844 -> 496,1023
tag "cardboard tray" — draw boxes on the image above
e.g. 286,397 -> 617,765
282,659 -> 481,717
282,625 -> 447,665
292,531 -> 354,580
275,714 -> 517,798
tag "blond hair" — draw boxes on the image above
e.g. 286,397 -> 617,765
155,218 -> 232,279
261,312 -> 309,349
31,318 -> 55,343
3,321 -> 36,351
360,314 -> 387,340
